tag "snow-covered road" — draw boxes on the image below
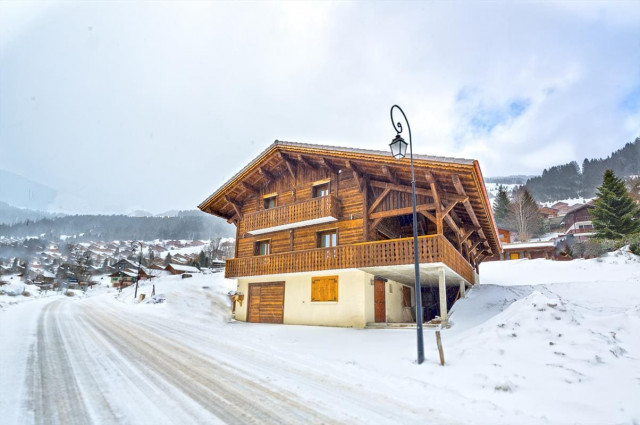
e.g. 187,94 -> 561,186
2,250 -> 639,425
18,295 -> 439,425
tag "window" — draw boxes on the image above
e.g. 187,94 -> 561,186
254,240 -> 271,256
317,230 -> 337,248
311,276 -> 338,302
264,196 -> 276,209
313,183 -> 330,198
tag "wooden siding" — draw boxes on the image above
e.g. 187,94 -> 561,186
243,194 -> 341,234
247,282 -> 285,324
226,234 -> 474,283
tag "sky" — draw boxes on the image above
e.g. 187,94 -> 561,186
1,1 -> 639,214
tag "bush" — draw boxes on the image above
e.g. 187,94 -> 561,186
22,291 -> 31,297
65,291 -> 75,297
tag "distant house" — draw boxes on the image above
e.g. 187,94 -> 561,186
562,203 -> 595,240
497,228 -> 512,244
500,241 -> 556,260
165,263 -> 200,275
538,206 -> 559,219
550,202 -> 572,215
109,270 -> 138,288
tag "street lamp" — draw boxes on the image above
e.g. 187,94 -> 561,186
389,104 -> 425,364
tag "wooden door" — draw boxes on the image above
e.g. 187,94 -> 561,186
247,282 -> 285,324
374,279 -> 386,323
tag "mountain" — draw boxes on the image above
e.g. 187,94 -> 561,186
0,201 -> 63,225
0,210 -> 234,241
0,169 -> 57,210
525,137 -> 640,202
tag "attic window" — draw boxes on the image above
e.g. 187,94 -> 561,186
264,195 -> 276,209
313,183 -> 330,198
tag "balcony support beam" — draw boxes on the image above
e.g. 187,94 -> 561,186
278,151 -> 297,180
438,267 -> 448,328
370,203 -> 437,220
368,187 -> 391,215
452,174 -> 492,255
224,195 -> 243,219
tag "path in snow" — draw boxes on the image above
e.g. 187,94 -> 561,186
22,297 -> 447,425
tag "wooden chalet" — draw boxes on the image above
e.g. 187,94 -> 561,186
199,141 -> 500,328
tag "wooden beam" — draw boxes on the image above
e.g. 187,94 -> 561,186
370,203 -> 437,219
320,158 -> 340,175
368,187 -> 391,215
460,226 -> 478,244
425,171 -> 443,234
258,167 -> 275,184
363,176 -> 369,241
345,160 -> 364,189
370,217 -> 383,231
296,154 -> 317,170
382,165 -> 399,185
241,181 -> 260,196
452,174 -> 492,255
224,195 -> 243,219
419,211 -> 437,224
278,151 -> 296,180
226,214 -> 238,224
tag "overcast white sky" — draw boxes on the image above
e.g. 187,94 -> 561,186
1,1 -> 639,214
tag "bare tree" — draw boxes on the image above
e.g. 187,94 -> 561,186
509,187 -> 541,241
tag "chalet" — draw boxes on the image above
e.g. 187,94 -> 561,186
499,241 -> 556,260
538,206 -> 559,219
199,141 -> 500,328
110,270 -> 138,288
165,263 -> 201,275
562,203 -> 595,240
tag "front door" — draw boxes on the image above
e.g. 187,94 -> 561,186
374,279 -> 386,323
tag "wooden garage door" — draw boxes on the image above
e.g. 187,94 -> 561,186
247,282 -> 285,324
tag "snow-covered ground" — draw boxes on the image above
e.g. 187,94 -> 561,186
1,251 -> 638,424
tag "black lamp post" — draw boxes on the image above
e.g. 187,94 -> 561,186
132,242 -> 143,299
389,104 -> 425,364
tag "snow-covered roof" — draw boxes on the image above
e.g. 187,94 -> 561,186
503,241 -> 555,250
166,263 -> 200,273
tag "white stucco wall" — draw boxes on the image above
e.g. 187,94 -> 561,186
235,270 -> 415,328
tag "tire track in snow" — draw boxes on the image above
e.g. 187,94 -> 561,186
80,305 -> 342,425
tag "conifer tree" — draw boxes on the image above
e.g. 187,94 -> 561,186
591,170 -> 640,238
492,185 -> 511,229
164,252 -> 172,266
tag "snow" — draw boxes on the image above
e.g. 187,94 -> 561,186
1,250 -> 639,424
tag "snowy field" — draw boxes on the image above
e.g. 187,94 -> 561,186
1,251 -> 639,424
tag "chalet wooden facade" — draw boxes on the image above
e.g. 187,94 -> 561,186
199,141 -> 500,328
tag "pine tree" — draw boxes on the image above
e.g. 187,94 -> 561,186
591,170 -> 640,238
164,252 -> 172,266
492,185 -> 511,229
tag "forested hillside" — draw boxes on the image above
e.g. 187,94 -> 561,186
525,137 -> 640,201
0,210 -> 234,241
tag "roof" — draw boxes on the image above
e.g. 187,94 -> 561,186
503,241 -> 555,250
199,141 -> 474,211
166,263 -> 200,273
198,140 -> 500,256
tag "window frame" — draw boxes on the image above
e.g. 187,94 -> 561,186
317,229 -> 338,248
254,239 -> 271,256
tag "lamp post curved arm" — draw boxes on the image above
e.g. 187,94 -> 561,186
388,104 -> 425,364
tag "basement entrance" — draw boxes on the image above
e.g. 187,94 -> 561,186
247,282 -> 285,324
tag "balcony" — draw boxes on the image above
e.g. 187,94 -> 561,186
226,234 -> 474,284
243,195 -> 341,235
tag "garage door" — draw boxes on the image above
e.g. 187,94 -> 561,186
247,282 -> 285,324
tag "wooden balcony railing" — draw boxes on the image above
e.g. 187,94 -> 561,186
243,195 -> 341,234
226,234 -> 474,283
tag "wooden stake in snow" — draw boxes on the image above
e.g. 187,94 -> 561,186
436,330 -> 445,366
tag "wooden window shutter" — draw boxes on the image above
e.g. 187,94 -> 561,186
311,276 -> 338,302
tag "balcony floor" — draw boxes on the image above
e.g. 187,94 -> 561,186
360,262 -> 471,286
